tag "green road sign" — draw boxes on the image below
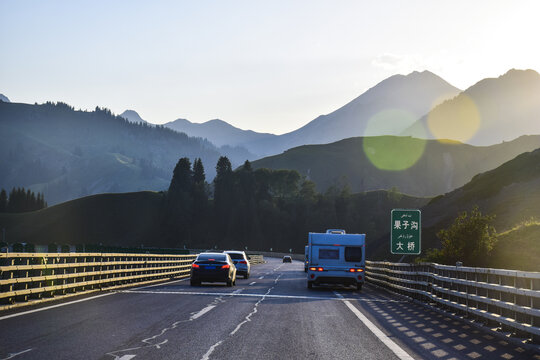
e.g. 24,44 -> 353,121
391,209 -> 421,255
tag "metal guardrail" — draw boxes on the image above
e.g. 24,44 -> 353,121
248,255 -> 265,265
0,252 -> 196,311
0,252 -> 266,311
365,261 -> 540,343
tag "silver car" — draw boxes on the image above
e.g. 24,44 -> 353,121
223,250 -> 251,279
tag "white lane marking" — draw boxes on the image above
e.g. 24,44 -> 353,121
334,291 -> 415,360
117,355 -> 137,360
0,293 -> 114,321
0,348 -> 33,360
258,276 -> 264,279
231,289 -> 243,295
129,278 -> 188,291
249,282 -> 256,286
200,340 -> 223,360
120,290 -> 406,303
190,305 -> 217,320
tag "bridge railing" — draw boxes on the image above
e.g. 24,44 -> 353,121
0,252 -> 196,311
365,261 -> 540,343
0,251 -> 267,311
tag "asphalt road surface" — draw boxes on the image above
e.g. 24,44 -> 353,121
0,258 -> 538,360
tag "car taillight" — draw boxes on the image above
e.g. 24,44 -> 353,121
221,264 -> 230,269
192,263 -> 199,268
239,260 -> 247,264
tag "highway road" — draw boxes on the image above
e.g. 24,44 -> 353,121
0,258 -> 538,360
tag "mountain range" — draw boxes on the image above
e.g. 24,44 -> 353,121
0,101 -> 249,204
403,69 -> 540,145
157,70 -> 461,156
165,118 -> 277,151
151,69 -> 540,158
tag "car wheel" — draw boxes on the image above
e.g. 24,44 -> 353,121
307,281 -> 313,289
245,273 -> 249,279
190,279 -> 199,286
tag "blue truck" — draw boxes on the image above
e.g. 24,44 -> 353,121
306,229 -> 366,291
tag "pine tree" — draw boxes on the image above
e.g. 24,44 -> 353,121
0,189 -> 7,212
164,158 -> 193,247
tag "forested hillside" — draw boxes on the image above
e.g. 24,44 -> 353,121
0,101 -> 250,204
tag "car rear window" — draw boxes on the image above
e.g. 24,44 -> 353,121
226,253 -> 244,260
319,249 -> 339,260
197,254 -> 227,261
345,246 -> 362,262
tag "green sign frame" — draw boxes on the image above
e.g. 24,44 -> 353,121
391,209 -> 421,255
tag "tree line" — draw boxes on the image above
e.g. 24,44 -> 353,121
161,156 -> 392,253
0,187 -> 47,213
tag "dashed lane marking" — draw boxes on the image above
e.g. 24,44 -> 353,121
0,348 -> 33,360
258,276 -> 264,279
190,305 -> 217,320
117,356 -> 137,360
334,291 -> 415,360
249,282 -> 256,286
119,289 -> 407,303
199,274 -> 283,359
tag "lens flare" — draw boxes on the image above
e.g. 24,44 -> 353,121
427,94 -> 481,143
363,136 -> 426,171
363,109 -> 418,136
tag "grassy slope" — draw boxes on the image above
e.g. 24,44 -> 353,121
251,135 -> 540,197
490,222 -> 540,271
0,191 -> 165,247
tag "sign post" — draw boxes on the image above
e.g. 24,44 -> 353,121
391,209 -> 421,255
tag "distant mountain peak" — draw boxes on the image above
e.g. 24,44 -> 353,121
120,109 -> 148,124
402,68 -> 540,146
0,94 -> 10,103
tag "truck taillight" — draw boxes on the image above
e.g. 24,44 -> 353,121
309,267 -> 324,272
349,268 -> 364,272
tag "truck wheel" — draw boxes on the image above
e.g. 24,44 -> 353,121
307,281 -> 313,289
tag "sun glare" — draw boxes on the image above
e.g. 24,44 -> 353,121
363,136 -> 426,171
427,94 -> 481,143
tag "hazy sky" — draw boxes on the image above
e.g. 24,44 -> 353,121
1,0 -> 539,134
